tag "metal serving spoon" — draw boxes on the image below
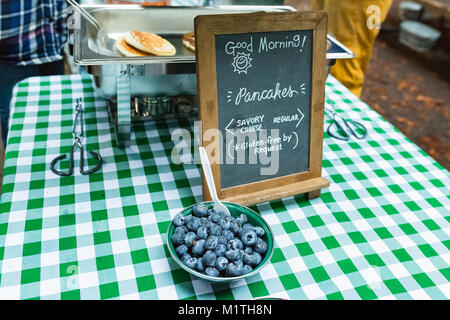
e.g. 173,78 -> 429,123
65,0 -> 116,51
199,147 -> 231,216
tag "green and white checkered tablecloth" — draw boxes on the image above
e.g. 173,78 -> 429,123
0,75 -> 448,300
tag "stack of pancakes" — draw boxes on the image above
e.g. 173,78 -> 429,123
115,31 -> 176,57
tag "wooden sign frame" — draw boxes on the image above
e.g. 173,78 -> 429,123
195,11 -> 330,206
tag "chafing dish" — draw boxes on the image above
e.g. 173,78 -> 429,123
69,4 -> 353,147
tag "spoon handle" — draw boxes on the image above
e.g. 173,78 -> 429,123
199,147 -> 220,203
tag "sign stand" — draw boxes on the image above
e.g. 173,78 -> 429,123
195,11 -> 330,206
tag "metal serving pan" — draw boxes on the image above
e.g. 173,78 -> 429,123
72,4 -> 354,66
73,5 -> 296,65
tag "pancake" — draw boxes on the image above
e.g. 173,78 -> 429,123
182,31 -> 195,52
124,31 -> 176,56
115,36 -> 151,57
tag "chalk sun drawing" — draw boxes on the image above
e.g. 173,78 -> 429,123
231,52 -> 253,74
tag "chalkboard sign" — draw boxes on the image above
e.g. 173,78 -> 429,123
195,11 -> 330,206
215,30 -> 313,188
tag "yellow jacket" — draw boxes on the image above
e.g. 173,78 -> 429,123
312,0 -> 393,97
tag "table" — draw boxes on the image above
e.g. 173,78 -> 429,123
414,0 -> 450,19
0,74 -> 448,300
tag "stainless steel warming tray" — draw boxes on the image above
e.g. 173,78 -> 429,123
69,4 -> 354,147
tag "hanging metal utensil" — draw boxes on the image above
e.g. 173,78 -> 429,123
50,98 -> 103,176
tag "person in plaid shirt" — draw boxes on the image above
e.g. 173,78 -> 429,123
0,0 -> 69,146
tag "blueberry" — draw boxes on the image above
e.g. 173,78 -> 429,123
242,223 -> 255,231
182,253 -> 191,262
205,267 -> 220,277
207,220 -> 216,230
235,258 -> 244,268
203,250 -> 217,266
228,238 -> 243,250
174,226 -> 188,235
171,231 -> 185,245
197,225 -> 209,239
242,252 -> 253,265
217,235 -> 227,245
204,235 -> 219,250
253,226 -> 265,238
235,214 -> 248,225
230,220 -> 242,234
209,212 -> 221,223
197,258 -> 205,272
242,264 -> 253,274
243,252 -> 262,267
214,243 -> 227,257
184,257 -> 198,269
218,215 -> 233,230
222,229 -> 234,241
225,249 -> 242,261
215,256 -> 228,272
209,224 -> 222,236
200,217 -> 209,225
192,239 -> 206,256
184,231 -> 197,247
226,261 -> 243,277
175,244 -> 188,257
253,238 -> 268,254
186,216 -> 201,232
173,213 -> 186,226
241,230 -> 257,247
216,210 -> 226,218
192,203 -> 209,217
244,247 -> 253,254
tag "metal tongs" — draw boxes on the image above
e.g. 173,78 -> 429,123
65,0 -> 115,51
325,101 -> 367,141
50,98 -> 103,176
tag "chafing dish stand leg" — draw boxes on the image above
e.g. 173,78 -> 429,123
115,66 -> 131,148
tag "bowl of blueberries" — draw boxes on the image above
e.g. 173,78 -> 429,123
166,201 -> 274,283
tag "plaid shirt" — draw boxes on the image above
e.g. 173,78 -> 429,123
0,0 -> 68,66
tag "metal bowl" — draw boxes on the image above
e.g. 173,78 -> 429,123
166,201 -> 274,283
